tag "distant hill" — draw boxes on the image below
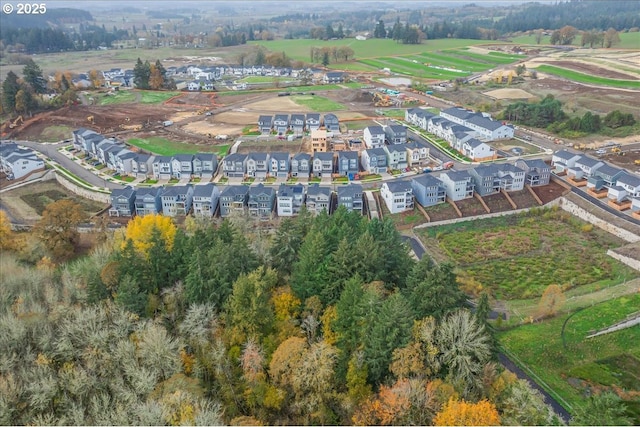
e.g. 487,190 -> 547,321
1,8 -> 93,30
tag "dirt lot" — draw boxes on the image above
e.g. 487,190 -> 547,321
543,60 -> 639,80
530,180 -> 570,204
483,88 -> 537,100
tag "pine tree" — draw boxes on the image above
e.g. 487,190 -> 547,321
22,59 -> 47,94
2,71 -> 20,114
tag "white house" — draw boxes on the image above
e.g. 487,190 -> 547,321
462,138 -> 496,161
380,180 -> 414,214
363,125 -> 386,149
0,143 -> 45,180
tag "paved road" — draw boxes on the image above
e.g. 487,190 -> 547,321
12,140 -> 124,190
406,233 -> 572,423
568,180 -> 640,226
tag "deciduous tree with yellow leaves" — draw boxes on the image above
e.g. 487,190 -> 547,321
122,214 -> 176,257
434,397 -> 500,426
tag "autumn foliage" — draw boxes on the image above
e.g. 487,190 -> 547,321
434,397 -> 500,426
122,214 -> 176,256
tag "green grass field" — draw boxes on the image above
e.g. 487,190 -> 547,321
98,91 -> 136,105
534,64 -> 640,89
127,136 -> 228,156
37,125 -> 73,142
291,95 -> 345,112
139,91 -> 180,104
509,31 -> 640,49
498,293 -> 640,419
417,209 -> 637,300
249,38 -> 491,63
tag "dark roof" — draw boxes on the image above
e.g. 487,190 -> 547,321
307,183 -> 331,197
249,183 -> 275,197
366,125 -> 385,135
385,180 -> 412,193
337,184 -> 363,198
192,183 -> 217,197
293,152 -> 311,161
595,163 -> 623,177
270,152 -> 290,162
220,185 -> 249,198
172,154 -> 194,162
314,152 -> 334,161
442,170 -> 472,182
412,174 -> 444,188
617,172 -> 640,187
111,186 -> 136,199
224,153 -> 247,162
278,183 -> 305,197
248,152 -> 269,162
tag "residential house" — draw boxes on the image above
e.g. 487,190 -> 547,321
306,113 -> 321,131
132,154 -> 154,178
384,124 -> 408,144
273,114 -> 289,135
380,180 -> 414,214
0,144 -> 45,180
305,183 -> 331,214
312,152 -> 334,177
469,164 -> 502,196
405,108 -> 435,130
338,151 -> 359,177
289,114 -> 306,135
160,185 -> 194,217
336,184 -> 363,213
515,159 -> 551,186
258,115 -> 273,135
323,71 -> 345,84
412,174 -> 446,207
631,197 -> 640,219
405,141 -> 429,167
134,187 -> 163,216
72,128 -> 100,152
222,153 -> 247,178
219,185 -> 249,217
291,152 -> 311,178
192,183 -> 220,217
248,183 -> 276,219
361,147 -> 388,174
323,113 -> 340,133
496,163 -> 526,192
462,138 -> 496,162
574,156 -> 604,178
270,152 -> 290,178
588,164 -> 625,191
439,170 -> 475,201
152,156 -> 173,180
247,152 -> 270,179
171,154 -> 194,179
440,107 -> 513,140
115,150 -> 137,176
363,126 -> 386,149
614,172 -> 640,198
384,144 -> 409,170
192,152 -> 218,179
551,149 -> 582,172
277,183 -> 305,216
109,186 -> 136,217
311,129 -> 329,153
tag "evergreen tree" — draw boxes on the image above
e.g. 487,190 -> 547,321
133,58 -> 151,89
405,262 -> 467,320
2,71 -> 20,114
291,228 -> 330,303
22,59 -> 47,94
374,19 -> 387,39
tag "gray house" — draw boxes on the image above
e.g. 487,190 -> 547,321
273,114 -> 289,135
306,113 -> 321,131
248,183 -> 276,219
313,152 -> 334,177
247,152 -> 270,179
588,164 -> 625,190
269,152 -> 290,178
439,170 -> 475,201
323,113 -> 340,133
277,183 -> 305,216
132,154 -> 154,178
338,151 -> 359,177
291,152 -> 311,178
219,185 -> 249,217
306,183 -> 331,214
223,153 -> 247,178
258,115 -> 273,135
515,159 -> 551,187
160,185 -> 194,217
109,186 -> 136,217
192,183 -> 220,217
171,154 -> 194,179
337,184 -> 363,213
152,156 -> 173,180
193,152 -> 218,179
469,164 -> 502,196
574,155 -> 604,178
289,114 -> 306,135
384,124 -> 408,144
384,144 -> 409,170
412,174 -> 446,207
134,187 -> 163,216
361,147 -> 388,174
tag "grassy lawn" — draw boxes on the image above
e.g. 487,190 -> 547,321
127,137 -> 228,156
249,38 -> 491,63
417,208 -> 637,300
37,125 -> 73,142
534,64 -> 640,89
98,91 -> 136,105
292,95 -> 345,112
236,76 -> 287,84
139,91 -> 180,104
498,293 -> 640,420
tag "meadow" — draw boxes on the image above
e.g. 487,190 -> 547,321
127,136 -> 229,156
509,31 -> 640,49
498,293 -> 640,420
291,95 -> 346,112
534,64 -> 640,89
417,208 -> 637,300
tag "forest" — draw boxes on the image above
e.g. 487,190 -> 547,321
1,202 -> 601,425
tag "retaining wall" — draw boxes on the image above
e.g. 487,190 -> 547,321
607,249 -> 640,272
54,172 -> 111,204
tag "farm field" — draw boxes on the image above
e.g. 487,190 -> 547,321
417,208 -> 637,300
127,136 -> 229,156
533,64 -> 640,89
509,31 -> 640,49
498,293 -> 640,422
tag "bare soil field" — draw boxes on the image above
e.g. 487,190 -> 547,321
423,202 -> 459,222
483,88 -> 537,100
531,180 -> 570,204
456,197 -> 488,217
600,149 -> 640,169
508,189 -> 542,209
483,192 -> 516,213
544,60 -> 639,80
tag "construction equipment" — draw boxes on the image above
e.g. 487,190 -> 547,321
9,115 -> 23,129
119,123 -> 142,131
634,159 -> 640,165
372,92 -> 392,107
612,147 -> 622,154
87,116 -> 95,124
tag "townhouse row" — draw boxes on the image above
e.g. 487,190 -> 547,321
109,182 -> 364,220
0,143 -> 45,181
552,149 -> 640,216
257,113 -> 340,135
405,107 -> 515,161
378,158 -> 552,214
